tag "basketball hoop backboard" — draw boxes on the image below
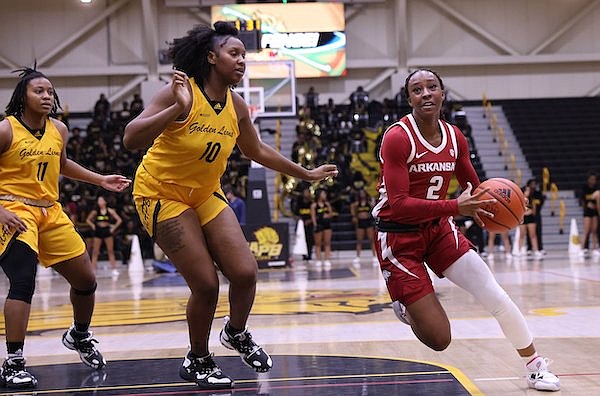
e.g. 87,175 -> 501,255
235,60 -> 296,119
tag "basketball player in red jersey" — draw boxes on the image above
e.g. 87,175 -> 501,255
372,69 -> 560,391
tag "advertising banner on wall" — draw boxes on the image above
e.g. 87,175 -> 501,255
241,223 -> 290,269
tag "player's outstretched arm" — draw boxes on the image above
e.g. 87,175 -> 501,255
55,119 -> 130,192
62,160 -> 131,192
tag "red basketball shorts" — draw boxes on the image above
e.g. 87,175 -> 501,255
374,216 -> 473,306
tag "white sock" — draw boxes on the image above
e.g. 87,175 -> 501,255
524,353 -> 543,371
7,349 -> 23,359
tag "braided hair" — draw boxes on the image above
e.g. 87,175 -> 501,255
167,21 -> 240,85
5,65 -> 61,117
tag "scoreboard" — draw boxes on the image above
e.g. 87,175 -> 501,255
235,19 -> 262,52
213,3 -> 346,77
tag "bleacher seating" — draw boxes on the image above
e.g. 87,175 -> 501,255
331,212 -> 360,251
502,97 -> 600,190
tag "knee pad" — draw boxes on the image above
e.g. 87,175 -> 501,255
1,241 -> 38,304
72,282 -> 97,296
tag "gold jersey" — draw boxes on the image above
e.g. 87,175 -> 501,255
139,78 -> 240,191
0,116 -> 63,202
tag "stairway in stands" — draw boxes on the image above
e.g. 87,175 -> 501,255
464,105 -> 533,183
255,117 -> 299,249
464,105 -> 582,253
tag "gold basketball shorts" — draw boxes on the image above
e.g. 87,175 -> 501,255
0,200 -> 86,267
133,165 -> 229,238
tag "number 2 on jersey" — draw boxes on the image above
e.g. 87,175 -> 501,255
426,175 -> 444,199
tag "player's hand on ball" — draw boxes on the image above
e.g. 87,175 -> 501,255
458,182 -> 496,227
474,178 -> 526,232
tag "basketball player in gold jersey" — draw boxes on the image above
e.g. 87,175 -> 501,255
0,67 -> 130,389
123,22 -> 338,390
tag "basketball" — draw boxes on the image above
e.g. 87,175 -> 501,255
474,178 -> 526,232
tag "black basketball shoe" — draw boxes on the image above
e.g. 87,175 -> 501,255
179,351 -> 234,389
62,324 -> 106,369
219,316 -> 273,372
0,355 -> 38,389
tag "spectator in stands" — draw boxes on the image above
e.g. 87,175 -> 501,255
93,93 -> 110,125
117,101 -> 131,124
452,106 -> 471,134
578,172 -> 599,256
350,86 -> 369,111
332,150 -> 353,192
69,195 -> 95,255
394,86 -> 408,114
518,180 -> 543,258
291,184 -> 315,261
349,125 -> 366,153
348,86 -> 369,127
0,67 -> 130,388
129,94 -> 144,117
527,179 -> 546,255
594,189 -> 600,244
381,98 -> 396,127
291,130 -> 310,166
86,195 -> 123,276
350,189 -> 376,266
122,22 -> 338,389
323,175 -> 346,215
224,185 -> 246,225
66,127 -> 84,162
367,100 -> 383,127
311,188 -> 333,268
221,145 -> 250,192
324,97 -> 338,129
304,86 -> 319,113
372,68 -> 559,392
350,171 -> 366,197
441,88 -> 454,120
87,115 -> 104,137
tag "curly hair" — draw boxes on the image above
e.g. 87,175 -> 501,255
5,65 -> 61,117
167,21 -> 239,85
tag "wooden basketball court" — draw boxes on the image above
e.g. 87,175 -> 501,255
1,251 -> 599,395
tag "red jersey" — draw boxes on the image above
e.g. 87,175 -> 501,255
372,114 -> 479,224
